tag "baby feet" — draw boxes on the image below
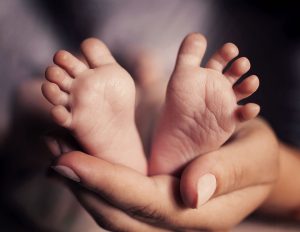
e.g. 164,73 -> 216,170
42,38 -> 146,174
149,33 -> 260,175
41,34 -> 258,177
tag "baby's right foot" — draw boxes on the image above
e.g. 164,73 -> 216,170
150,33 -> 260,175
42,38 -> 146,174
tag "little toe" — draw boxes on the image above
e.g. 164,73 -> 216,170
236,103 -> 260,122
45,66 -> 73,92
175,33 -> 207,69
80,38 -> 116,68
54,50 -> 88,77
206,43 -> 239,72
224,57 -> 251,84
41,81 -> 69,106
51,105 -> 72,128
234,75 -> 259,101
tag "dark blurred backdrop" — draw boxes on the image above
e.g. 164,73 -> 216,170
0,1 -> 299,231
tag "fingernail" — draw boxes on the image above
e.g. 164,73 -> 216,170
44,137 -> 61,157
52,165 -> 80,182
197,173 -> 216,207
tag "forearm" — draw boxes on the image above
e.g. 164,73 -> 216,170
260,142 -> 300,219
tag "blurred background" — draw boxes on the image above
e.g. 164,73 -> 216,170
0,0 -> 299,231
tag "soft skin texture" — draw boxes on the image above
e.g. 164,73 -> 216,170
52,118 -> 278,231
42,38 -> 147,174
150,33 -> 260,175
260,143 -> 300,220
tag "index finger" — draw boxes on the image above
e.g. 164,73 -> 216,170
54,151 -> 188,227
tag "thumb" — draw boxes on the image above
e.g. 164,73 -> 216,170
180,153 -> 218,208
180,133 -> 278,208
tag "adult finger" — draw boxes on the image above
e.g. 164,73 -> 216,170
52,150 -> 272,231
53,151 -> 190,229
180,118 -> 279,208
53,151 -> 157,207
70,185 -> 168,232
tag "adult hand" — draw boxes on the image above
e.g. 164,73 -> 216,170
180,118 -> 279,208
52,118 -> 279,231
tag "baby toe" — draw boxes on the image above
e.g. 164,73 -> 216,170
53,50 -> 88,77
51,105 -> 72,128
236,103 -> 260,122
45,66 -> 73,92
175,33 -> 207,69
80,38 -> 116,68
41,81 -> 69,106
224,57 -> 251,84
234,75 -> 259,101
206,42 -> 239,72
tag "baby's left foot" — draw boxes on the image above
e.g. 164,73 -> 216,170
150,33 -> 260,175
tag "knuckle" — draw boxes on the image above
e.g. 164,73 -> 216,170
268,137 -> 280,183
230,161 -> 244,189
93,212 -> 128,232
264,152 -> 279,184
214,159 -> 243,195
126,204 -> 167,225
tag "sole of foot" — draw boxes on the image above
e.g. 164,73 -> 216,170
42,38 -> 147,174
150,33 -> 259,176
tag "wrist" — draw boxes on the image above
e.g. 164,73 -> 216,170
260,143 -> 300,219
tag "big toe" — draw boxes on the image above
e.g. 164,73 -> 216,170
41,81 -> 69,106
175,33 -> 207,69
80,38 -> 116,68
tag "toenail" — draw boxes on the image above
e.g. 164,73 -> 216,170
54,69 -> 60,75
61,54 -> 68,60
57,51 -> 68,60
240,57 -> 250,65
193,39 -> 203,47
222,43 -> 239,59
